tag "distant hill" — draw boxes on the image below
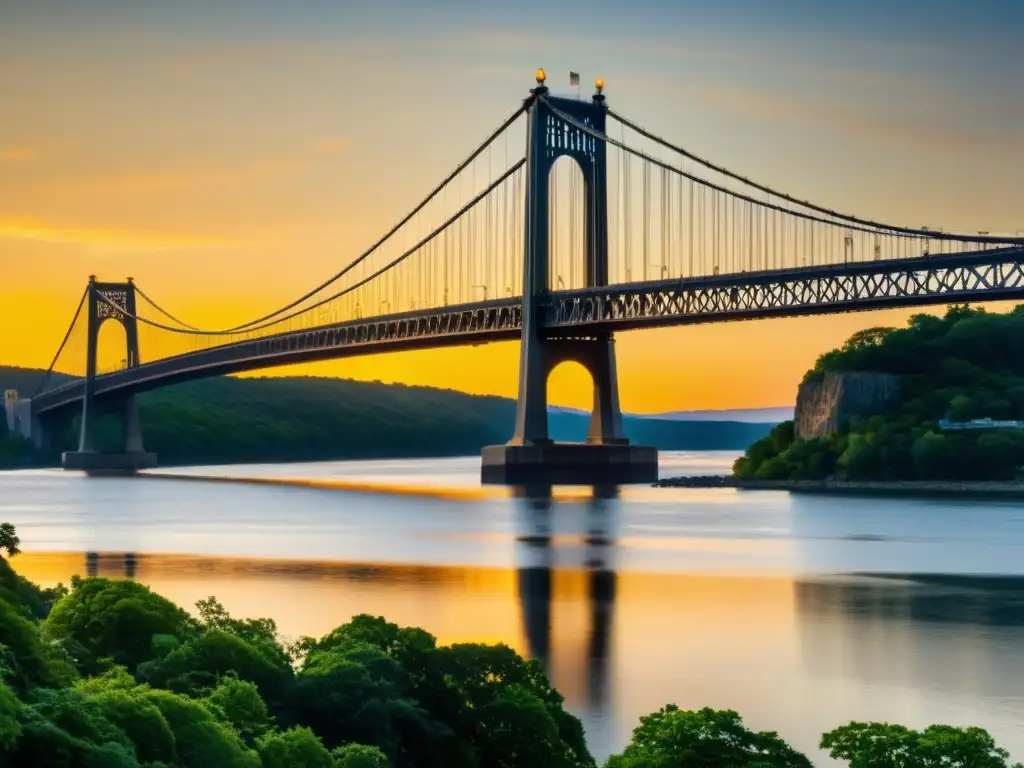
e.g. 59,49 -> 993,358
639,407 -> 794,423
0,366 -> 774,466
0,366 -> 75,398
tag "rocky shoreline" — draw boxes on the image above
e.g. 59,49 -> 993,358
655,475 -> 1024,499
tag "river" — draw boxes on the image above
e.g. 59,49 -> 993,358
3,450 -> 1024,764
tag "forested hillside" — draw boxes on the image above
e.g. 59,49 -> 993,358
0,368 -> 773,468
734,305 -> 1024,481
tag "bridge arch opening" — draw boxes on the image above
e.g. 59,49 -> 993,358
546,359 -> 594,439
96,319 -> 130,375
548,155 -> 587,292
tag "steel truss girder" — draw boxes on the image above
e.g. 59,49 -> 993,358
548,248 -> 1024,331
33,300 -> 523,413
32,248 -> 1024,415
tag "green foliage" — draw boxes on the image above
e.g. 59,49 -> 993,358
257,726 -> 334,768
140,688 -> 260,767
736,305 -> 1024,482
0,523 -> 20,557
43,577 -> 195,674
292,614 -> 593,768
331,743 -> 392,768
207,675 -> 272,741
0,551 -> 56,620
195,597 -> 291,671
0,680 -> 22,751
0,597 -> 77,693
87,688 -> 178,765
604,705 -> 811,768
820,721 -> 1024,767
0,433 -> 41,469
138,629 -> 292,702
435,642 -> 593,768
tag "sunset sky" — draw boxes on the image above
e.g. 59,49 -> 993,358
1,1 -> 1022,413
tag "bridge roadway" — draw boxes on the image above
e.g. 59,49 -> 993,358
32,246 -> 1024,415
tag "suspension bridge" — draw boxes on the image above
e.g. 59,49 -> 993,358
6,70 -> 1024,482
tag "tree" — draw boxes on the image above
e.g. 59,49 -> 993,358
138,629 -> 292,701
911,432 -> 953,478
196,597 -> 286,662
0,597 -> 77,693
291,643 -> 422,755
821,721 -> 1024,768
436,643 -> 594,768
0,680 -> 22,752
0,523 -> 19,558
331,743 -> 392,768
257,727 -> 334,768
88,688 -> 178,766
206,675 -> 271,741
140,688 -> 260,768
43,578 -> 195,673
604,706 -> 810,768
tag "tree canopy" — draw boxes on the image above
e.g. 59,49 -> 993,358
604,705 -> 811,768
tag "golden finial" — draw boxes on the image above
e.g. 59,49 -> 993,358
535,68 -> 547,84
595,78 -> 605,92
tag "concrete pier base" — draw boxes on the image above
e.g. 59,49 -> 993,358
62,451 -> 158,476
481,442 -> 658,486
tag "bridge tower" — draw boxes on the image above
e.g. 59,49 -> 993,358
482,73 -> 657,485
62,276 -> 157,474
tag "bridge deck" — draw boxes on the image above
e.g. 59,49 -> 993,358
32,247 -> 1024,415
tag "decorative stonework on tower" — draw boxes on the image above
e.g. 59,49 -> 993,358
481,73 -> 658,486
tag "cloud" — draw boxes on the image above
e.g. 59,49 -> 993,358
690,84 -> 1024,154
0,217 -> 242,251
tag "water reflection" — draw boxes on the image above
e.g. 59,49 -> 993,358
85,551 -> 138,578
513,484 -> 618,726
795,575 -> 1024,702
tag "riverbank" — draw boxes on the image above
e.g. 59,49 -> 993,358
656,475 -> 1024,499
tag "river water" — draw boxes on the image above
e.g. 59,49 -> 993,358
3,451 -> 1024,764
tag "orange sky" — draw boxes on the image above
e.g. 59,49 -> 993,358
1,3 -> 1021,413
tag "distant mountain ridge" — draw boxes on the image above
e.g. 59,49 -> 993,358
639,407 -> 794,423
549,404 -> 792,423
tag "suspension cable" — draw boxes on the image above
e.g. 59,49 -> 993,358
137,100 -> 533,334
109,158 -> 527,336
135,284 -> 202,331
608,108 -> 1023,245
32,285 -> 88,397
545,99 -> 1020,245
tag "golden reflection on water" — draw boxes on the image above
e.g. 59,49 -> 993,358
140,472 -> 601,504
11,555 -> 1024,763
12,550 -> 799,727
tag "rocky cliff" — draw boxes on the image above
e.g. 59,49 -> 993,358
795,371 -> 901,439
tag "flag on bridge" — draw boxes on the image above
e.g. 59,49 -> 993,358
569,71 -> 580,86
